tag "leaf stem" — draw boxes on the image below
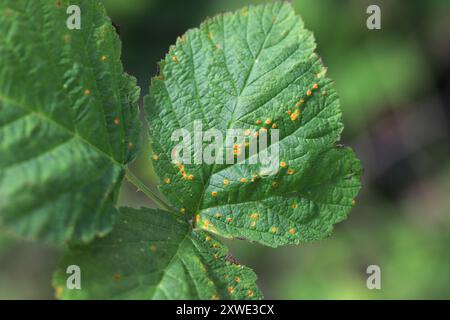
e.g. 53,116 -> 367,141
124,167 -> 173,212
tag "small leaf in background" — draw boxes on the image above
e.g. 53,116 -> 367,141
53,207 -> 262,300
0,0 -> 141,243
146,2 -> 362,247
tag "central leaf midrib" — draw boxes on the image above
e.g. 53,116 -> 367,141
194,5 -> 280,218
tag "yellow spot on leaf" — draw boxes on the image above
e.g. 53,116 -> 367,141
164,177 -> 171,184
223,179 -> 230,185
172,55 -> 178,63
312,83 -> 319,90
112,274 -> 121,281
152,154 -> 159,161
235,277 -> 241,283
211,191 -> 218,197
291,203 -> 298,209
290,109 -> 300,121
55,286 -> 63,298
240,177 -> 248,183
306,89 -> 312,96
228,287 -> 235,294
287,169 -> 295,175
280,161 -> 287,168
149,245 -> 157,252
250,213 -> 259,220
247,290 -> 254,297
226,217 -> 233,223
270,226 -> 278,234
205,236 -> 212,242
289,228 -> 296,235
180,208 -> 186,214
233,144 -> 241,155
83,89 -> 91,96
101,55 -> 108,61
255,119 -> 262,125
265,118 -> 272,125
113,118 -> 121,125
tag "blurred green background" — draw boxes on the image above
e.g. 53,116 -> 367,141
1,0 -> 449,299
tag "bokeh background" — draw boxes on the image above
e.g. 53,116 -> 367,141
1,0 -> 449,299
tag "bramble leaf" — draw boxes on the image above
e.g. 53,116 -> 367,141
53,207 -> 262,300
146,2 -> 362,247
0,0 -> 140,243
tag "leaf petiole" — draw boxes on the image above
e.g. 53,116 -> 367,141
124,167 -> 173,212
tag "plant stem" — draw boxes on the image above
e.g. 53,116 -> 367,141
124,167 -> 173,212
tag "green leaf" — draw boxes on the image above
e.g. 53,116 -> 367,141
53,207 -> 262,300
146,2 -> 362,247
0,0 -> 140,243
